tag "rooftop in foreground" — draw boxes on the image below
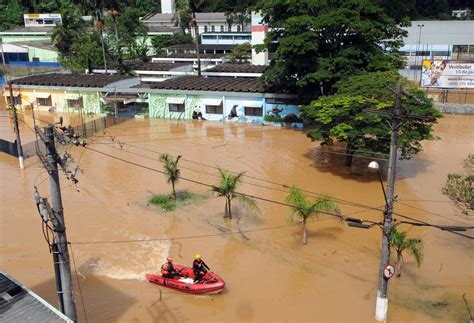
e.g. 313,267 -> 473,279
206,64 -> 267,74
11,73 -> 132,87
146,76 -> 272,93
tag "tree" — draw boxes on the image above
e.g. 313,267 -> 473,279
299,71 -> 441,166
390,227 -> 423,277
285,186 -> 338,245
227,43 -> 251,64
159,154 -> 182,200
67,32 -> 105,72
151,33 -> 193,55
211,169 -> 259,219
188,0 -> 210,77
0,0 -> 25,31
254,0 -> 407,103
442,154 -> 474,215
51,4 -> 86,67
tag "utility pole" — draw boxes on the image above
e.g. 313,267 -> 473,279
34,124 -> 78,322
9,82 -> 25,169
364,82 -> 435,321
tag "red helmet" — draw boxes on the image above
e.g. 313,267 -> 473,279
167,257 -> 173,263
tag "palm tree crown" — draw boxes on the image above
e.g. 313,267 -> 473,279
390,227 -> 423,276
285,186 -> 338,244
159,154 -> 182,199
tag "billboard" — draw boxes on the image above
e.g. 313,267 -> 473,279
421,60 -> 474,89
24,13 -> 62,27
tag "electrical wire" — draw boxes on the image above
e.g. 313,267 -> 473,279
82,146 -> 474,239
68,243 -> 89,323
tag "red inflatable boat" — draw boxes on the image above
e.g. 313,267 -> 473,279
145,264 -> 225,294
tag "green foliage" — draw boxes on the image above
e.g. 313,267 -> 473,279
264,113 -> 301,123
51,4 -> 86,60
62,31 -> 104,72
0,0 -> 25,31
227,43 -> 251,64
390,227 -> 423,276
211,168 -> 259,219
285,186 -> 338,244
159,154 -> 182,199
254,0 -> 407,102
149,194 -> 176,211
300,72 -> 441,166
151,33 -> 193,54
442,154 -> 474,215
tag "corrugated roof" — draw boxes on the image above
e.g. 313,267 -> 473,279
93,62 -> 191,71
207,64 -> 267,73
147,76 -> 271,93
0,272 -> 72,323
0,26 -> 55,33
10,40 -> 57,52
12,74 -> 131,87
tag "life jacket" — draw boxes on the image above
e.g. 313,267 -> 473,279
161,262 -> 170,276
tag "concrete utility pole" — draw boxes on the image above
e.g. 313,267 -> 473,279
364,82 -> 435,321
374,82 -> 401,321
35,125 -> 77,322
9,83 -> 25,169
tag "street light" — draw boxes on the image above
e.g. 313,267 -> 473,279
414,24 -> 425,83
368,161 -> 388,206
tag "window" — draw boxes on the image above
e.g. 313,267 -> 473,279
265,98 -> 297,105
211,25 -> 215,32
206,104 -> 223,114
37,97 -> 52,106
431,51 -> 450,56
244,107 -> 262,116
67,98 -> 83,108
228,25 -> 231,32
203,35 -> 216,39
415,51 -> 430,56
10,96 -> 22,105
169,103 -> 185,112
220,25 -> 224,32
237,25 -> 241,32
204,25 -> 208,32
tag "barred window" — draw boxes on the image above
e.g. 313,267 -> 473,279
37,97 -> 52,106
169,103 -> 185,112
206,104 -> 223,114
244,107 -> 262,116
67,98 -> 83,108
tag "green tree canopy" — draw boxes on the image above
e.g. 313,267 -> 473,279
227,43 -> 251,64
442,153 -> 474,215
151,33 -> 193,54
299,72 -> 441,166
0,0 -> 25,31
254,0 -> 407,102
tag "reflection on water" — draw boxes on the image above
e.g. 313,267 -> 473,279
1,112 -> 473,322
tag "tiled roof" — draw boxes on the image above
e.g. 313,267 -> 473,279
12,73 -> 131,87
0,272 -> 72,322
154,53 -> 226,59
206,64 -> 267,73
147,25 -> 180,33
167,44 -> 236,51
147,76 -> 271,93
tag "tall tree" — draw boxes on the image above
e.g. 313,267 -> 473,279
254,0 -> 407,103
211,169 -> 259,219
442,154 -> 474,215
300,71 -> 441,166
285,186 -> 338,245
51,4 -> 86,67
188,0 -> 210,77
390,227 -> 423,276
159,154 -> 182,200
0,0 -> 26,31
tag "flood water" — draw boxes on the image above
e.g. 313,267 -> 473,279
1,111 -> 473,322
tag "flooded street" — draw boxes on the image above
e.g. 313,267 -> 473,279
1,112 -> 473,322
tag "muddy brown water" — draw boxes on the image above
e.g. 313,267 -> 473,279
1,112 -> 473,322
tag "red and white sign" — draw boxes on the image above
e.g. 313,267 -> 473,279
383,264 -> 395,280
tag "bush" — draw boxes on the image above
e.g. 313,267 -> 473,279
264,113 -> 302,123
149,194 -> 175,211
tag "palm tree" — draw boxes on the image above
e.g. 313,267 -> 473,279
285,186 -> 338,245
211,168 -> 259,219
159,154 -> 182,199
390,227 -> 423,277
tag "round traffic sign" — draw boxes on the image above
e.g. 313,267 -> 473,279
383,264 -> 395,279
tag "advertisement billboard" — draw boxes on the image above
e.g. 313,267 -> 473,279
24,13 -> 62,27
421,60 -> 474,89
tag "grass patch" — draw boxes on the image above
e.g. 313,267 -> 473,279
149,190 -> 209,212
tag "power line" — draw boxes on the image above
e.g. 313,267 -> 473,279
82,146 -> 474,239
